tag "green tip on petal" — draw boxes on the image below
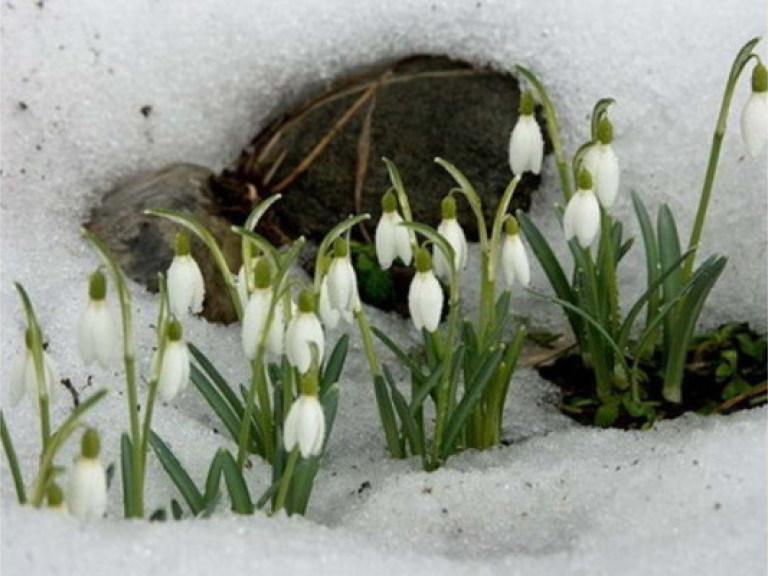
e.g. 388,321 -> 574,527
174,231 -> 191,256
381,189 -> 398,213
415,247 -> 433,273
297,288 -> 316,313
440,195 -> 457,220
88,269 -> 108,301
253,258 -> 273,289
300,368 -> 319,396
597,117 -> 614,145
753,61 -> 768,93
333,237 -> 349,258
505,216 -> 520,236
578,168 -> 593,190
46,482 -> 65,508
167,318 -> 184,341
81,427 -> 101,459
519,91 -> 535,115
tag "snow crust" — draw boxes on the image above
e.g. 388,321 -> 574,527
1,1 -> 766,575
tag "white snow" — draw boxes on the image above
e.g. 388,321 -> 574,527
1,1 -> 766,575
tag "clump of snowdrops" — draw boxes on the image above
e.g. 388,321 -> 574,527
1,37 -> 764,520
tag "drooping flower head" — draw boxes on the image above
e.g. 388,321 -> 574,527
10,328 -> 59,409
408,247 -> 444,333
563,169 -> 601,248
154,319 -> 191,402
285,289 -> 325,374
375,190 -> 412,270
78,269 -> 118,369
508,91 -> 544,176
500,216 -> 530,288
284,369 -> 326,458
741,61 -> 768,156
242,258 -> 285,358
167,231 -> 205,318
47,482 -> 67,512
322,238 -> 361,325
582,117 -> 620,208
67,428 -> 107,519
432,195 -> 468,279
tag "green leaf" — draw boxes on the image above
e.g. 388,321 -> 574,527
595,400 -> 620,428
190,363 -> 245,447
188,343 -> 244,416
517,211 -> 582,338
372,326 -> 426,383
0,412 -> 26,504
631,191 -> 661,346
373,374 -> 404,458
149,431 -> 204,515
322,335 -> 349,392
662,255 -> 727,403
171,499 -> 184,520
120,433 -> 136,519
320,384 -> 341,446
383,366 -> 425,457
440,347 -> 505,457
216,449 -> 254,514
657,204 -> 683,350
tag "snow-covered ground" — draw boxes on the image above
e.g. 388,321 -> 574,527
1,1 -> 766,575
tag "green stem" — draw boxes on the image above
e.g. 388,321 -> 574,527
1,412 -> 27,504
272,447 -> 300,515
81,228 -> 144,517
683,38 -> 760,282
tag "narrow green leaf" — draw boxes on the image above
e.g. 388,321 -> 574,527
374,374 -> 405,458
383,366 -> 425,456
372,326 -> 426,383
188,343 -> 244,416
320,384 -> 341,446
321,334 -> 349,391
217,449 -> 254,514
662,256 -> 727,402
517,211 -> 582,337
190,364 -> 243,445
657,204 -> 683,350
149,431 -> 204,515
441,348 -> 504,456
120,433 -> 136,518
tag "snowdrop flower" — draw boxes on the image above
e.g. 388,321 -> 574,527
375,190 -> 412,269
283,393 -> 326,458
500,217 -> 530,287
285,289 -> 325,374
323,239 -> 361,324
154,319 -> 190,402
242,259 -> 285,358
432,196 -> 468,279
318,275 -> 341,329
67,428 -> 107,519
236,256 -> 262,309
78,269 -> 118,369
741,61 -> 767,156
408,248 -> 444,332
508,91 -> 544,175
167,231 -> 205,318
563,169 -> 601,248
582,117 -> 620,208
9,330 -> 58,408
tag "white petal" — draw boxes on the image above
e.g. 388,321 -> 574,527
564,189 -> 601,247
284,395 -> 326,458
157,341 -> 190,401
393,221 -> 413,266
509,115 -> 544,175
375,213 -> 397,269
741,92 -> 768,156
585,144 -> 620,208
23,352 -> 58,408
286,313 -> 325,373
501,235 -> 530,287
168,255 -> 205,317
318,277 -> 341,329
434,219 -> 468,279
78,301 -> 117,369
242,289 -> 271,359
408,271 -> 443,332
327,256 -> 359,316
67,457 -> 107,519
